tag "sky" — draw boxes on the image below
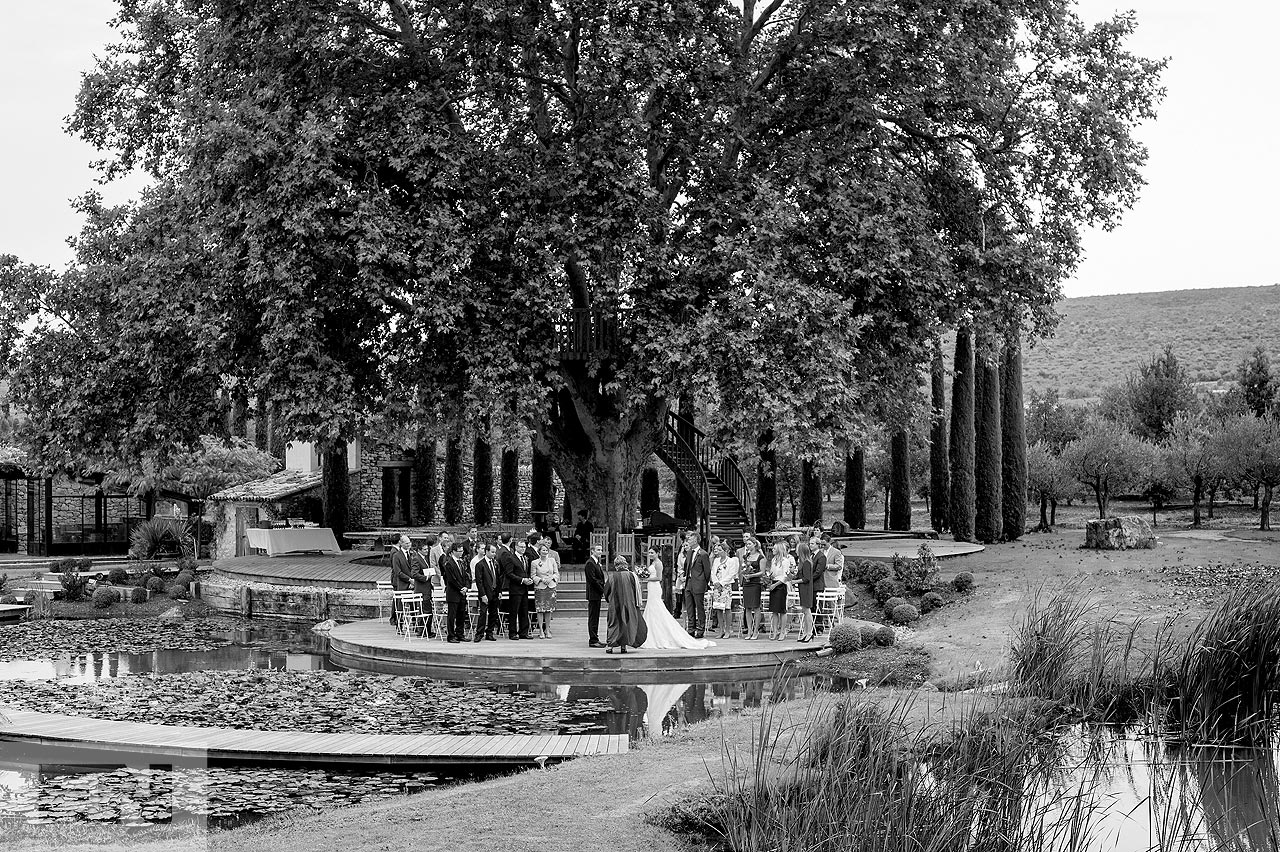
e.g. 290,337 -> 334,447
0,1 -> 1275,299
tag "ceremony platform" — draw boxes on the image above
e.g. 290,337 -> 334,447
837,537 -> 984,561
213,551 -> 387,589
0,708 -> 625,769
329,618 -> 814,684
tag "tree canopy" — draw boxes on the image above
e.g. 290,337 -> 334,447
1,0 -> 1163,534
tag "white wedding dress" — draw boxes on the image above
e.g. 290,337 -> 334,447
641,579 -> 716,650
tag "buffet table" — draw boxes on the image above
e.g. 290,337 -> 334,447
245,527 -> 341,557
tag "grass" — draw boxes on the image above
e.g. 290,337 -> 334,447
791,643 -> 931,687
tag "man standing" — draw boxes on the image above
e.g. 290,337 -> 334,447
811,534 -> 827,635
497,533 -> 532,639
388,534 -> 413,626
682,532 -> 710,638
573,510 -> 594,562
584,543 -> 607,648
473,543 -> 500,642
462,526 -> 479,567
441,540 -> 471,643
407,539 -> 436,638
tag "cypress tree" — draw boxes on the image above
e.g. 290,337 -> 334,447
929,344 -> 950,533
889,429 -> 912,530
443,435 -> 463,525
472,433 -> 494,525
229,390 -> 249,439
800,460 -> 822,526
413,438 -> 437,524
844,448 -> 867,529
499,447 -> 519,523
320,440 -> 349,545
640,467 -> 660,516
974,331 -> 1003,543
531,446 -> 554,527
949,327 -> 977,542
755,430 -> 777,532
1001,333 -> 1028,541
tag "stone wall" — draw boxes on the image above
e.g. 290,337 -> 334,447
12,476 -> 146,555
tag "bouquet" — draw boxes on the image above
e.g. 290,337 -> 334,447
636,565 -> 652,581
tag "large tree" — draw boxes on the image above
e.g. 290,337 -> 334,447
1216,415 -> 1280,531
948,328 -> 977,542
888,428 -> 912,531
1000,334 -> 1027,540
1060,419 -> 1150,518
929,343 -> 950,533
844,447 -> 866,530
1238,347 -> 1277,418
2,1 -> 1162,542
974,330 -> 1002,543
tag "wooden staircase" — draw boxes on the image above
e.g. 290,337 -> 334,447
654,411 -> 753,544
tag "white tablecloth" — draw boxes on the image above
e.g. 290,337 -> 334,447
245,527 -> 341,556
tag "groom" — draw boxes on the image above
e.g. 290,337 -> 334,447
680,532 -> 710,639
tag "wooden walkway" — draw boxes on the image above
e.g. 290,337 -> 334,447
0,708 -> 626,768
214,551 -> 388,589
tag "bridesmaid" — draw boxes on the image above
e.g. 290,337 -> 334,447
738,535 -> 766,639
794,540 -> 816,642
767,541 -> 795,640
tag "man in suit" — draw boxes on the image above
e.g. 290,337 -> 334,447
681,532 -> 711,638
440,540 -> 471,643
810,534 -> 827,635
462,526 -> 479,566
406,539 -> 436,637
388,534 -> 414,626
584,543 -> 607,648
497,533 -> 532,639
661,543 -> 676,614
472,542 -> 500,642
523,531 -> 541,617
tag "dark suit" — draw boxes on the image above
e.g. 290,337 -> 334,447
406,549 -> 435,636
498,546 -> 530,638
441,553 -> 471,641
661,556 -> 675,613
584,556 -> 606,645
389,547 -> 413,625
473,555 -> 500,640
811,551 -> 828,634
682,546 -> 711,636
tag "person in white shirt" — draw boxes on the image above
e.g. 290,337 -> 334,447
708,541 -> 739,639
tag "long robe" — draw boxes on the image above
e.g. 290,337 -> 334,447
604,570 -> 648,648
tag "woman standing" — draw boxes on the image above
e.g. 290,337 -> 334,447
532,542 -> 559,638
738,536 -> 766,639
794,541 -> 816,642
640,546 -> 715,650
767,541 -> 795,641
708,541 -> 739,639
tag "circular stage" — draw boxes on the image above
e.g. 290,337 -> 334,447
329,619 -> 815,684
213,551 -> 388,589
837,537 -> 984,561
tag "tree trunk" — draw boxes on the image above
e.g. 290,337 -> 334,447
640,467 -> 660,516
949,327 -> 977,542
889,429 -> 912,531
930,343 -> 950,533
531,445 -> 555,530
267,404 -> 287,460
845,449 -> 866,530
800,460 -> 822,526
499,448 -> 519,523
472,433 -> 493,525
1000,334 -> 1027,541
882,486 -> 890,530
1095,485 -> 1107,519
320,440 -> 349,546
1207,484 -> 1216,520
1050,498 -> 1057,527
1038,493 -> 1050,532
443,435 -> 463,525
974,331 -> 1003,543
1261,483 -> 1273,532
413,439 -> 437,524
1253,484 -> 1259,510
253,395 -> 269,451
756,431 -> 777,533
229,390 -> 249,440
1191,473 -> 1203,528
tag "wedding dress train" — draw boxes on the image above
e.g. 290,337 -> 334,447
641,580 -> 716,650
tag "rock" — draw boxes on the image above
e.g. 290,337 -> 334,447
1083,516 -> 1158,550
310,619 -> 336,635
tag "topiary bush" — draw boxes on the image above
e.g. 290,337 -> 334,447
166,583 -> 190,600
883,596 -> 908,616
874,624 -> 896,646
0,573 -> 8,594
174,570 -> 195,586
952,572 -> 975,593
0,594 -> 17,605
873,577 -> 905,603
176,556 -> 199,574
862,560 -> 891,586
857,623 -> 881,647
92,586 -> 116,609
920,591 -> 946,613
60,569 -> 91,602
890,603 -> 920,625
145,576 -> 165,594
108,566 -> 130,586
826,621 -> 863,654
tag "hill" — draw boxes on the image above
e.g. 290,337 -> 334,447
1023,284 -> 1280,400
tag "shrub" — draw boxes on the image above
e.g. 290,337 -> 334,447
898,544 -> 940,594
890,603 -> 920,625
60,569 -> 91,602
874,625 -> 897,646
883,596 -> 908,616
174,571 -> 195,588
76,558 -> 93,571
873,577 -> 905,603
129,518 -> 195,560
921,591 -> 946,614
857,623 -> 881,646
166,583 -> 190,600
108,566 -> 130,586
952,572 -> 975,593
827,621 -> 863,654
92,586 -> 116,609
21,591 -> 37,605
862,560 -> 891,586
176,556 -> 198,574
0,573 -> 7,593
0,594 -> 16,605
145,576 -> 165,594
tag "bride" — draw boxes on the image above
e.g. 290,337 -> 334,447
640,545 -> 716,650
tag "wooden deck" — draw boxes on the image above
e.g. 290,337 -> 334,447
838,539 -> 984,560
214,551 -> 388,589
0,708 -> 626,768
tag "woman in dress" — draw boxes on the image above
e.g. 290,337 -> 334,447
738,536 -> 766,640
709,541 -> 739,639
794,540 -> 816,643
767,541 -> 795,641
640,545 -> 715,650
532,542 -> 559,638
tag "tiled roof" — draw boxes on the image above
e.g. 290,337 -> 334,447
208,468 -> 323,502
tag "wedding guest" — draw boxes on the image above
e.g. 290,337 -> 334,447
407,538 -> 436,637
795,540 -> 816,643
573,510 -> 594,562
709,541 -> 738,639
441,540 -> 471,643
388,534 -> 413,627
604,556 -> 647,653
584,543 -> 606,648
822,534 -> 844,589
810,535 -> 827,637
462,526 -> 480,566
738,536 -> 766,640
472,542 -> 500,642
680,532 -> 710,639
767,541 -> 795,640
498,533 -> 532,639
532,541 -> 560,638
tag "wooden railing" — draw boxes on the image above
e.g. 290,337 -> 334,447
661,411 -> 755,533
661,410 -> 711,540
553,310 -> 622,359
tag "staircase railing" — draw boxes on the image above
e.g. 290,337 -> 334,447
661,411 -> 710,541
664,411 -> 755,531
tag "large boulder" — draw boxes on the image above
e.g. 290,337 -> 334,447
1084,516 -> 1158,550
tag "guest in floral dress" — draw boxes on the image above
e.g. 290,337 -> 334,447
532,542 -> 559,639
709,541 -> 739,638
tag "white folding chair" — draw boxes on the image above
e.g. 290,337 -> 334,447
431,598 -> 449,642
394,591 -> 427,640
814,589 -> 842,634
730,589 -> 745,636
375,580 -> 393,620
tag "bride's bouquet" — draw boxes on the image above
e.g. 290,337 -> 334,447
635,564 -> 652,581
